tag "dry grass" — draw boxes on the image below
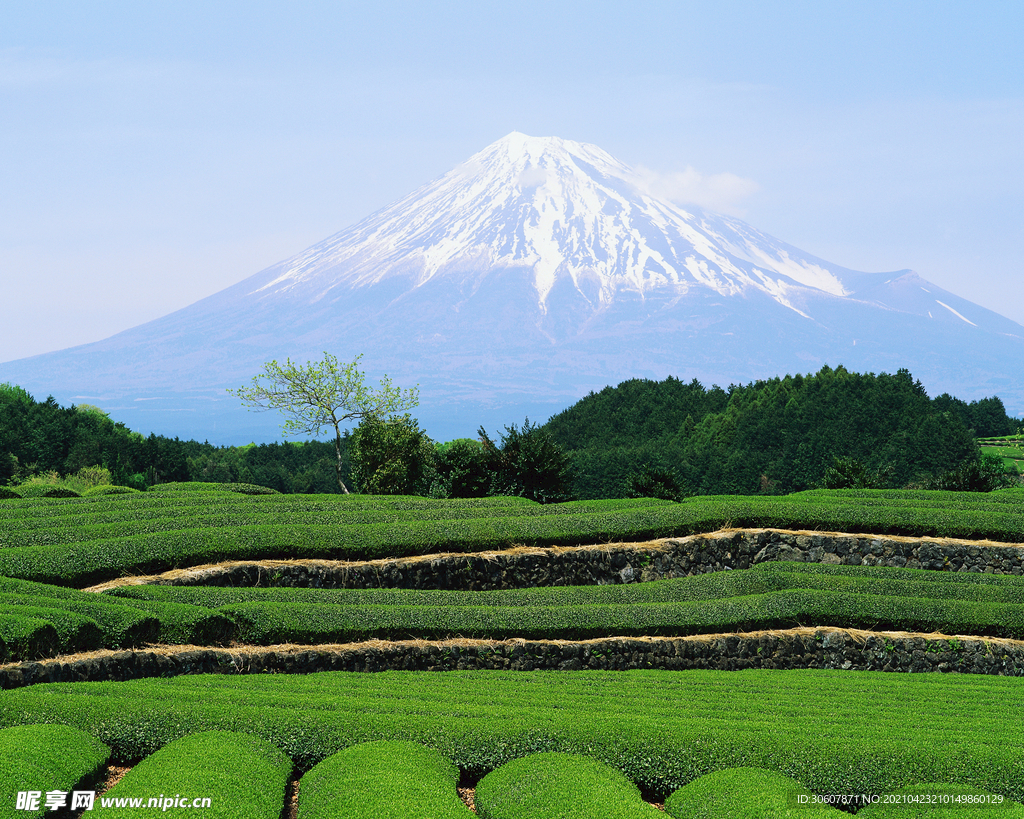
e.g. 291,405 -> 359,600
5,626 -> 1022,672
85,527 -> 1024,594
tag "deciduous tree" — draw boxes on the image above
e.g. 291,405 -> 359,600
228,353 -> 418,493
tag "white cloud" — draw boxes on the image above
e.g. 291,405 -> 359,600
633,165 -> 760,215
517,164 -> 547,188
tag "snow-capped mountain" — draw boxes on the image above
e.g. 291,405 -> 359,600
2,133 -> 1022,442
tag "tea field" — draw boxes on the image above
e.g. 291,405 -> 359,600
2,482 -> 1024,817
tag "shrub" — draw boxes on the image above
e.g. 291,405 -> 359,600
298,740 -> 471,818
0,614 -> 61,663
0,487 -> 21,500
0,724 -> 110,818
41,487 -> 82,498
664,767 -> 844,818
3,669 -> 1024,799
82,485 -> 140,497
624,462 -> 686,502
92,730 -> 291,818
475,752 -> 662,819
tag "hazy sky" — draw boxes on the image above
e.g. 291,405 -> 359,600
2,1 -> 1022,364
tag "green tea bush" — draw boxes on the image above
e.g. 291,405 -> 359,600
0,604 -> 103,655
0,592 -> 157,649
0,487 -> 21,500
41,488 -> 81,499
664,767 -> 844,818
297,740 -> 472,818
2,490 -> 1024,587
3,669 -> 1023,799
0,724 -> 110,819
475,752 -> 662,819
92,731 -> 291,818
0,614 -> 60,663
81,486 -> 140,497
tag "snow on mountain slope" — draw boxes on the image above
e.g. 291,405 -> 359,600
1,132 -> 1021,443
248,133 -> 864,318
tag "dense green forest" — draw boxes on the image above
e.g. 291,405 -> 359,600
2,366 -> 1020,500
544,366 -> 1022,499
0,383 -> 348,494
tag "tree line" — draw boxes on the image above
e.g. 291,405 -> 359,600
0,383 -> 574,501
542,366 -> 1022,499
3,363 -> 1020,501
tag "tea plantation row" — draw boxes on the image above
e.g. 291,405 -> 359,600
3,668 -> 1023,803
9,561 -> 1024,660
14,724 -> 1015,819
1,485 -> 1024,587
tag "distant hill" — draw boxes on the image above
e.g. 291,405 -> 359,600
544,366 -> 1011,498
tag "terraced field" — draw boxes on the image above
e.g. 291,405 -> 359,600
2,483 -> 1024,817
979,436 -> 1024,474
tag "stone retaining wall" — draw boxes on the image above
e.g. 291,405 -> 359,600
117,529 -> 1024,592
3,629 -> 1023,690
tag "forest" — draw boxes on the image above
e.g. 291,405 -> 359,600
1,365 -> 1020,500
544,366 -> 1021,498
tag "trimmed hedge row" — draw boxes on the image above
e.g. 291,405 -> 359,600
0,724 -> 110,819
298,740 -> 472,819
663,767 -> 845,818
475,752 -> 661,819
106,562 -> 1024,645
0,615 -> 61,664
108,560 -> 1024,609
0,576 -> 231,654
2,669 -> 1022,800
0,604 -> 103,657
0,497 -> 667,549
212,589 -> 1024,644
0,490 -> 544,527
93,730 -> 292,818
5,493 -> 1024,587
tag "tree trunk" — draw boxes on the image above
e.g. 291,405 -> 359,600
333,427 -> 350,494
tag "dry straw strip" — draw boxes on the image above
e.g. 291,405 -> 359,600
5,626 -> 1022,672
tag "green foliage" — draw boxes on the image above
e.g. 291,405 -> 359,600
624,462 -> 686,501
544,367 -> 1004,498
0,486 -> 20,500
475,752 -> 662,819
0,724 -> 110,818
479,418 -> 574,503
0,604 -> 103,656
351,414 -> 434,495
0,614 -> 60,663
297,741 -> 471,819
932,393 -> 1015,438
925,454 -> 1017,492
5,488 -> 1024,586
820,456 -> 894,489
41,487 -> 81,498
664,767 -> 845,818
430,439 -> 490,499
92,730 -> 292,818
81,485 -> 141,497
105,560 -> 1024,645
228,353 -> 418,494
5,669 -> 1024,800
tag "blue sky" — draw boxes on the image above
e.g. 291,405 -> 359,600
2,1 -> 1022,363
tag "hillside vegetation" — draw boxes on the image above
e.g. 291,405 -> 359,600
544,366 -> 1020,498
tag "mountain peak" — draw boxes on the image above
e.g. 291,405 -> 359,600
252,132 -> 857,314
2,133 -> 1021,444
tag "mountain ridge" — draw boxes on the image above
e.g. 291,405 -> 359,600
2,132 -> 1021,443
